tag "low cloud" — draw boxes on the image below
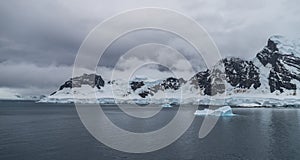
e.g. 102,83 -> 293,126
0,61 -> 72,94
0,60 -> 197,97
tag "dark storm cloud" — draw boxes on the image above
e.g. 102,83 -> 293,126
0,0 -> 99,66
1,0 -> 300,66
0,0 -> 300,96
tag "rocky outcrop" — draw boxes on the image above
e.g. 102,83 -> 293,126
223,57 -> 261,89
130,81 -> 145,91
58,73 -> 105,90
256,36 -> 300,93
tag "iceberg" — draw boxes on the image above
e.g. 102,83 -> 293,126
161,104 -> 172,108
194,106 -> 235,116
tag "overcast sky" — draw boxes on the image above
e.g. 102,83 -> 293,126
1,0 -> 300,97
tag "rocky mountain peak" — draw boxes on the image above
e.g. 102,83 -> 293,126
58,73 -> 105,91
256,36 -> 300,93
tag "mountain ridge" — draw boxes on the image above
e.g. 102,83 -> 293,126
40,35 -> 300,106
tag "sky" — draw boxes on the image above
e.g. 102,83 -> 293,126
0,0 -> 300,97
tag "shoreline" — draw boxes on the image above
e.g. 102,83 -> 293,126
1,99 -> 300,108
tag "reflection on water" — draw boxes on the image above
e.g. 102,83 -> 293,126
0,101 -> 299,160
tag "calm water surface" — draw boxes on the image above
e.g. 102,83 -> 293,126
0,101 -> 299,160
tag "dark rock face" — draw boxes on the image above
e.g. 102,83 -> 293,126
189,69 -> 211,90
161,77 -> 186,90
203,77 -> 226,96
108,80 -> 115,85
190,69 -> 213,95
205,68 -> 226,95
256,38 -> 300,93
130,81 -> 145,91
190,68 -> 226,96
134,77 -> 186,98
59,81 -> 72,90
223,57 -> 261,89
256,39 -> 280,66
189,57 -> 261,96
50,91 -> 57,96
139,91 -> 152,98
59,74 -> 105,90
268,68 -> 296,93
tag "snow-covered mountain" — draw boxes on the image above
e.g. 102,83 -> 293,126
40,36 -> 300,106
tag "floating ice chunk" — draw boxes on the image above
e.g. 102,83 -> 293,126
215,106 -> 234,116
161,104 -> 172,108
194,106 -> 235,116
194,109 -> 214,115
98,98 -> 115,104
238,103 -> 261,107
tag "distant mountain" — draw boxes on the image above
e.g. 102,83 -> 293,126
0,94 -> 46,101
40,36 -> 300,106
